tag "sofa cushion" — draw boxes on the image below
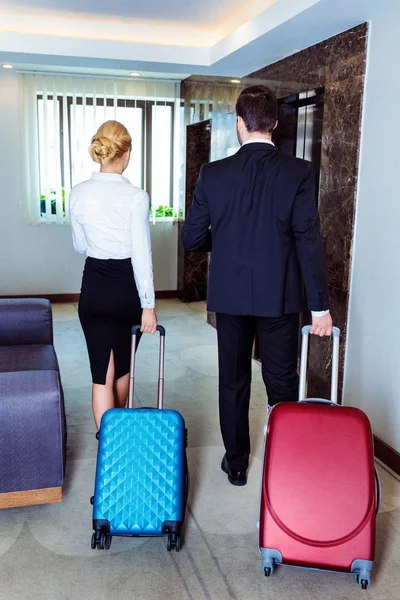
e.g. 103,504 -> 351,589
0,344 -> 59,373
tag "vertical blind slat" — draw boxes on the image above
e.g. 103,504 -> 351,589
173,87 -> 181,219
41,76 -> 52,221
24,75 -> 41,224
63,76 -> 71,223
53,76 -> 64,223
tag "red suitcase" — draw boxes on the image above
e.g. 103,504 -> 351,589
259,326 -> 379,590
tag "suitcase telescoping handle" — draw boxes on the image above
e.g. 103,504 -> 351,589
128,324 -> 166,410
299,325 -> 341,403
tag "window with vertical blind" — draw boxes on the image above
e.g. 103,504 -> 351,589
21,74 -> 184,224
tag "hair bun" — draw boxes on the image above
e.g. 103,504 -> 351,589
89,136 -> 118,165
88,121 -> 132,166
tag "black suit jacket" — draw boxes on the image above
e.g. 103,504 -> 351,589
181,142 -> 330,317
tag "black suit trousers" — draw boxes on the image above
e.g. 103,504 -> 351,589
216,312 -> 299,471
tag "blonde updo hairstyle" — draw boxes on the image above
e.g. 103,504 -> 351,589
89,120 -> 132,166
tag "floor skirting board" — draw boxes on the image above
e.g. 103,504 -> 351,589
374,436 -> 400,476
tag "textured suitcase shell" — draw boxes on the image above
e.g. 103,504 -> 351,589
259,402 -> 376,576
93,407 -> 185,536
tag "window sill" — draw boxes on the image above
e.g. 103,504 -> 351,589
38,217 -> 67,225
36,216 -> 180,225
149,217 -> 180,224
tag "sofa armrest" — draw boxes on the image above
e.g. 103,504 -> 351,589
0,299 -> 54,346
0,370 -> 66,493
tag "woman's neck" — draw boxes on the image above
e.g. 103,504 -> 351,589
100,163 -> 124,175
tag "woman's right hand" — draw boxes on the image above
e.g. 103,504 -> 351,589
141,308 -> 157,334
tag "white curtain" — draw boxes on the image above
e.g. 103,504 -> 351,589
182,82 -> 242,163
21,74 -> 181,225
210,102 -> 240,162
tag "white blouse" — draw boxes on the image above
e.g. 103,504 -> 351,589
69,172 -> 155,309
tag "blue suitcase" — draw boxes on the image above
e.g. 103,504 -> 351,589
90,325 -> 188,552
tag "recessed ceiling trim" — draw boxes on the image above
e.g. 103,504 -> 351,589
0,32 -> 211,66
14,68 -> 183,83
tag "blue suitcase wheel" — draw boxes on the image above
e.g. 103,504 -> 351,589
99,533 -> 110,550
91,533 -> 97,550
361,580 -> 369,591
167,533 -> 182,552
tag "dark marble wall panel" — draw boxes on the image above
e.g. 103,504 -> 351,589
178,120 -> 211,302
247,23 -> 368,400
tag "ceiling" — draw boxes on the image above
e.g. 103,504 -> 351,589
0,0 -> 261,30
0,0 -> 400,79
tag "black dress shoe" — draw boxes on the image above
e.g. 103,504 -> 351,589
221,455 -> 247,487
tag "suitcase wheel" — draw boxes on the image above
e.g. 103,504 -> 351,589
262,559 -> 276,577
99,533 -> 112,550
167,533 -> 182,552
354,573 -> 370,590
103,534 -> 112,550
91,532 -> 112,551
90,496 -> 94,506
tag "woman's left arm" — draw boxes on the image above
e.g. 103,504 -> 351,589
130,191 -> 156,320
69,195 -> 88,255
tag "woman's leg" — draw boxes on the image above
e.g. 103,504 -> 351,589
92,351 -> 115,429
114,374 -> 130,408
113,331 -> 142,408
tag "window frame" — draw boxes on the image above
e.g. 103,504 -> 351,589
36,93 -> 176,220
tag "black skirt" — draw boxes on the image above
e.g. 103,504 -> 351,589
78,257 -> 142,384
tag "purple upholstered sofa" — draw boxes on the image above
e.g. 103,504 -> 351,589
0,299 -> 67,508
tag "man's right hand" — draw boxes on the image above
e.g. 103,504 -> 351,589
310,313 -> 333,337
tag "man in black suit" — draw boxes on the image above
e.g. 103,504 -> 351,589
182,85 -> 332,486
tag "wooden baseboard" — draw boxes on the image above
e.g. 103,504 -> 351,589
155,291 -> 178,299
0,486 -> 62,509
374,435 -> 400,476
0,294 -> 80,303
0,292 -> 178,303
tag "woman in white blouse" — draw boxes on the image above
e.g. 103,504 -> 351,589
69,120 -> 157,428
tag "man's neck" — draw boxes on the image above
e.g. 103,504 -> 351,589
242,132 -> 272,143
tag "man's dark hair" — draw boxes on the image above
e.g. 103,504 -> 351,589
236,85 -> 278,133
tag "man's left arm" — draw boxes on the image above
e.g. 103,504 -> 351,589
181,166 -> 211,252
292,163 -> 332,336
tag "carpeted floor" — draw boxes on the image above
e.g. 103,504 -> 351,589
1,300 -> 400,600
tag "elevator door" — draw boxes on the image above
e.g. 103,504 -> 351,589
274,88 -> 324,205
